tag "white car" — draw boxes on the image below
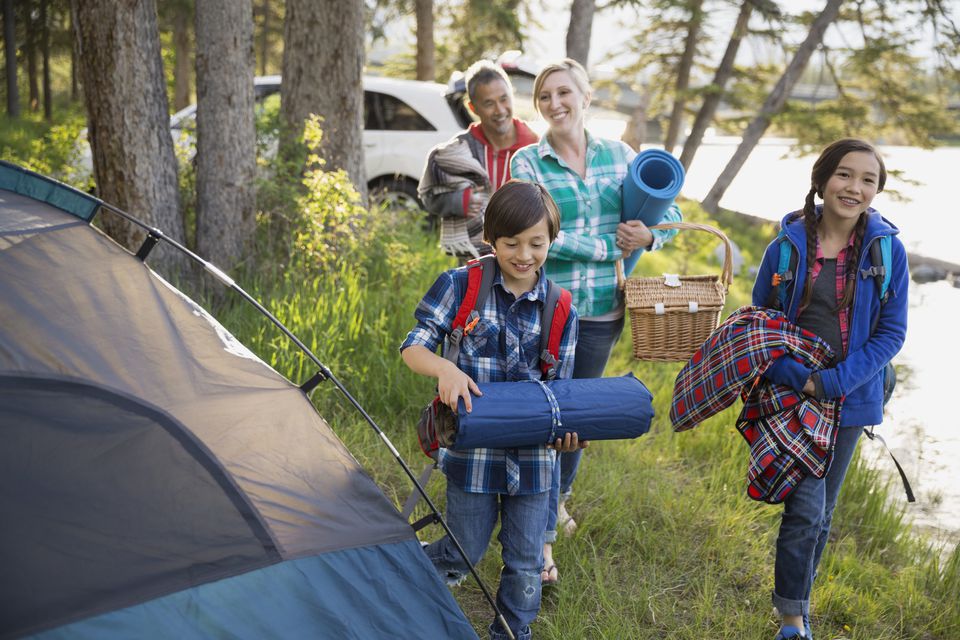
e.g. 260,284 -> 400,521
79,75 -> 471,206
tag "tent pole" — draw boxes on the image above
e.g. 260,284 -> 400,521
96,202 -> 517,640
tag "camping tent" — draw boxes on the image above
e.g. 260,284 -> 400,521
0,162 -> 478,639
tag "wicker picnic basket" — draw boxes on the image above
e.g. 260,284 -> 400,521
618,222 -> 733,362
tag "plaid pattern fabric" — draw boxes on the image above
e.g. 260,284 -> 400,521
809,233 -> 854,353
401,265 -> 578,495
511,133 -> 681,318
670,306 -> 840,503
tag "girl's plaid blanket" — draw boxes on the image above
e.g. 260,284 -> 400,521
670,306 -> 841,503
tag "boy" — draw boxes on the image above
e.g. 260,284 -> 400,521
401,180 -> 580,640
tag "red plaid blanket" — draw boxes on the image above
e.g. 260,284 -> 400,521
670,306 -> 841,503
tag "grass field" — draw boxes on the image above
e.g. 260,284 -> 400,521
215,199 -> 959,640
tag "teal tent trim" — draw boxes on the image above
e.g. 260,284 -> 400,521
29,541 -> 479,640
0,161 -> 101,222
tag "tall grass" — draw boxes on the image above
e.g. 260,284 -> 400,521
209,183 -> 957,639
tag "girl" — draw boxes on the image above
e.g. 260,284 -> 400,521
752,138 -> 909,639
511,58 -> 681,584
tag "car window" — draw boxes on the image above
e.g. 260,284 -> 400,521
365,91 -> 436,132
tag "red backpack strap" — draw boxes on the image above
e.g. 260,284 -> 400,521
445,255 -> 498,364
539,280 -> 573,380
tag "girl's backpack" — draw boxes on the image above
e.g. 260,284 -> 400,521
770,230 -> 913,501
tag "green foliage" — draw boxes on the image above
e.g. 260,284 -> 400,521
0,109 -> 93,192
201,181 -> 958,638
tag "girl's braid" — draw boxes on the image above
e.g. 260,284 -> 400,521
798,187 -> 819,313
837,212 -> 868,310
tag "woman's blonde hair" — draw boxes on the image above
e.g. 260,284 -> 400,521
532,58 -> 592,115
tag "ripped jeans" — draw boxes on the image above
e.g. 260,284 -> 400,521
424,482 -> 549,640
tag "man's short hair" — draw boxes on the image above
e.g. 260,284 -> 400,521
484,180 -> 561,245
465,60 -> 512,103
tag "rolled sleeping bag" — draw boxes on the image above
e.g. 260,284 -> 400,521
446,373 -> 655,450
621,149 -> 685,275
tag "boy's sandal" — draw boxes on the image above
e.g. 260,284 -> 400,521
540,564 -> 559,586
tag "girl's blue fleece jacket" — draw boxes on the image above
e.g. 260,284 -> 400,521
752,209 -> 909,428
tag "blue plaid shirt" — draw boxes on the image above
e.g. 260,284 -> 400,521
401,264 -> 578,495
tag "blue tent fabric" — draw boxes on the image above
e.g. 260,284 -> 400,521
451,374 -> 654,450
622,149 -> 685,275
30,541 -> 478,640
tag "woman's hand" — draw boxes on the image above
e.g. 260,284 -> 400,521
549,432 -> 590,453
617,220 -> 654,256
802,376 -> 816,397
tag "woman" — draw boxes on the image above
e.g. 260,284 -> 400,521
511,58 -> 681,585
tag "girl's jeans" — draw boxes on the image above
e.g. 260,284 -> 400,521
545,315 -> 624,541
425,482 -> 549,640
773,425 -> 863,617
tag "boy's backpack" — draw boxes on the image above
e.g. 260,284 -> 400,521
416,254 -> 573,460
770,228 -> 913,501
405,256 -> 573,529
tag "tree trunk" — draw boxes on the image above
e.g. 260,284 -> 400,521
415,0 -> 434,81
621,86 -> 649,151
194,0 -> 256,272
257,0 -> 269,75
4,0 -> 18,116
565,0 -> 595,67
172,6 -> 191,111
701,0 -> 844,214
72,0 -> 186,276
663,0 -> 704,153
69,5 -> 77,101
40,0 -> 51,120
26,4 -> 39,112
679,0 -> 752,170
280,0 -> 366,201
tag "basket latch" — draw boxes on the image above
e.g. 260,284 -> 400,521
663,273 -> 682,287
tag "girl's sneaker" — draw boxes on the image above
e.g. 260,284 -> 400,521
774,625 -> 806,640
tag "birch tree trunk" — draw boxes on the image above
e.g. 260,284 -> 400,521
280,0 -> 366,201
701,0 -> 844,213
72,0 -> 186,276
679,0 -> 753,170
566,0 -> 595,66
194,0 -> 256,271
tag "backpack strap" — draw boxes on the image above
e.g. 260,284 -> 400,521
771,228 -> 796,311
861,234 -> 893,336
445,255 -> 497,365
539,281 -> 573,381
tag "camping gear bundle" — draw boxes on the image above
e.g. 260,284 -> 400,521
428,375 -> 654,451
620,221 -> 733,362
0,162 -> 488,640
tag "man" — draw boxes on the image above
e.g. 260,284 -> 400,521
418,60 -> 539,261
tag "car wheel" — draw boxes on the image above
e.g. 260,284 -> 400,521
369,177 -> 419,209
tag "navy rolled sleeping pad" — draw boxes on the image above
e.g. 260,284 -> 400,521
622,149 -> 685,275
447,374 -> 655,450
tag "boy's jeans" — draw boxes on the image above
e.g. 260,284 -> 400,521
547,316 -> 624,539
773,426 -> 862,617
424,482 -> 549,640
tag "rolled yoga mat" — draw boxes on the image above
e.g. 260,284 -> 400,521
445,373 -> 655,450
621,149 -> 685,275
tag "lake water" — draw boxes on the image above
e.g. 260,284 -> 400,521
678,138 -> 960,544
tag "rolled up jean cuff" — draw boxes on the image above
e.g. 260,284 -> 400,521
772,591 -> 808,617
544,529 -> 557,544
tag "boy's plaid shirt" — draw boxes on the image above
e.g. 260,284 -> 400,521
670,306 -> 840,503
401,266 -> 578,495
511,133 -> 681,317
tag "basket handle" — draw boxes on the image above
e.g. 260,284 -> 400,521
616,221 -> 734,290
